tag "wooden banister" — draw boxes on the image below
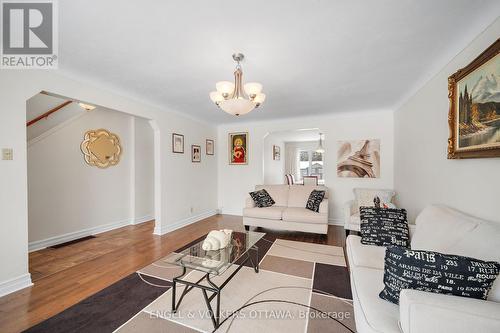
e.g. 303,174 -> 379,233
27,100 -> 72,127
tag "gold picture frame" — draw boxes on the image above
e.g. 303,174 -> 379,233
228,132 -> 248,165
448,39 -> 500,159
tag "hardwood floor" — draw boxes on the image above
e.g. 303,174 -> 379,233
0,215 -> 345,333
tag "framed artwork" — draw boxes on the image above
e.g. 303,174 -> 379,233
172,133 -> 184,153
448,39 -> 500,159
192,145 -> 201,162
337,139 -> 380,178
273,145 -> 281,160
229,132 -> 248,165
206,139 -> 214,155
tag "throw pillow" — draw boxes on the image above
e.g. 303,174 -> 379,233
360,207 -> 409,247
249,189 -> 275,208
305,190 -> 326,213
354,188 -> 395,211
379,246 -> 500,305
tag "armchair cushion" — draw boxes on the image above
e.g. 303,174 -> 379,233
399,289 -> 500,333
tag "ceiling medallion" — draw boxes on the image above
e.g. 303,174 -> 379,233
81,129 -> 122,168
210,53 -> 266,116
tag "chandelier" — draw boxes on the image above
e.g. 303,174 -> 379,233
209,53 -> 265,116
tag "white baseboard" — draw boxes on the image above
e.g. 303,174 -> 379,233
154,209 -> 218,235
0,273 -> 33,297
132,214 -> 155,225
28,216 -> 153,252
328,218 -> 344,226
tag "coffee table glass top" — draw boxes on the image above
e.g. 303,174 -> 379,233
163,231 -> 265,275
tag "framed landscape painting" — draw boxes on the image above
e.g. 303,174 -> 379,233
448,39 -> 500,159
229,132 -> 248,165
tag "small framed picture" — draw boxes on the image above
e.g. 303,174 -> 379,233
206,139 -> 214,155
273,145 -> 281,160
172,133 -> 184,153
229,132 -> 248,165
192,145 -> 201,162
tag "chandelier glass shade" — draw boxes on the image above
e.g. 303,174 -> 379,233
210,53 -> 265,116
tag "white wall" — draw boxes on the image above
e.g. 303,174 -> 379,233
0,70 -> 218,296
217,110 -> 394,223
263,136 -> 285,184
28,109 -> 135,244
27,109 -> 156,248
394,18 -> 500,223
134,117 -> 155,223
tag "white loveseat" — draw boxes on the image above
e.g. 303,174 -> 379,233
347,204 -> 500,333
243,185 -> 329,234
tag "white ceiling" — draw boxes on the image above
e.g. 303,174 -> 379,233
58,0 -> 500,124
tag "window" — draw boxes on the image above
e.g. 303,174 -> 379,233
298,150 -> 323,180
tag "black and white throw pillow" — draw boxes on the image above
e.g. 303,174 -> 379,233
249,189 -> 275,208
360,207 -> 409,247
306,190 -> 325,213
379,246 -> 500,304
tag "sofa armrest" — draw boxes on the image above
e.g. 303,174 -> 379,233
245,196 -> 256,208
399,289 -> 500,333
319,199 -> 328,214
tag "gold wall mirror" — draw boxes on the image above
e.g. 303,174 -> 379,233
81,129 -> 122,168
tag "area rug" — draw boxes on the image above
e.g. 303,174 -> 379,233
24,234 -> 355,333
120,236 -> 355,333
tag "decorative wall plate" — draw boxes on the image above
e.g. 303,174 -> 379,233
81,129 -> 122,168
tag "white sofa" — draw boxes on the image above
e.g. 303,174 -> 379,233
347,204 -> 500,333
243,185 -> 329,234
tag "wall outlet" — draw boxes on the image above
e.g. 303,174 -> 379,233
2,148 -> 13,160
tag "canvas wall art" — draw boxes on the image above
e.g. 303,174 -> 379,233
229,132 -> 248,165
337,139 -> 380,178
448,39 -> 500,159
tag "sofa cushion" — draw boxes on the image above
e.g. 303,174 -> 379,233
282,207 -> 327,224
243,206 -> 286,220
379,246 -> 500,305
411,205 -> 481,253
249,189 -> 275,208
350,266 -> 401,333
346,235 -> 385,270
447,221 -> 500,302
360,207 -> 410,247
305,190 -> 326,212
287,185 -> 328,208
255,185 -> 289,207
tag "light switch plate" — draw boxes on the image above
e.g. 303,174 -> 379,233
2,148 -> 13,160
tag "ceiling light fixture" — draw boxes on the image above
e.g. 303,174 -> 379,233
78,102 -> 96,111
316,133 -> 325,153
209,53 -> 265,116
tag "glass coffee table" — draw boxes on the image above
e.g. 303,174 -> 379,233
164,231 -> 265,329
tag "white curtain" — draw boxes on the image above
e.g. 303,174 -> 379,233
284,143 -> 299,181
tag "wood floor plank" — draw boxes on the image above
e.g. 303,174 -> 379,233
0,215 -> 344,333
